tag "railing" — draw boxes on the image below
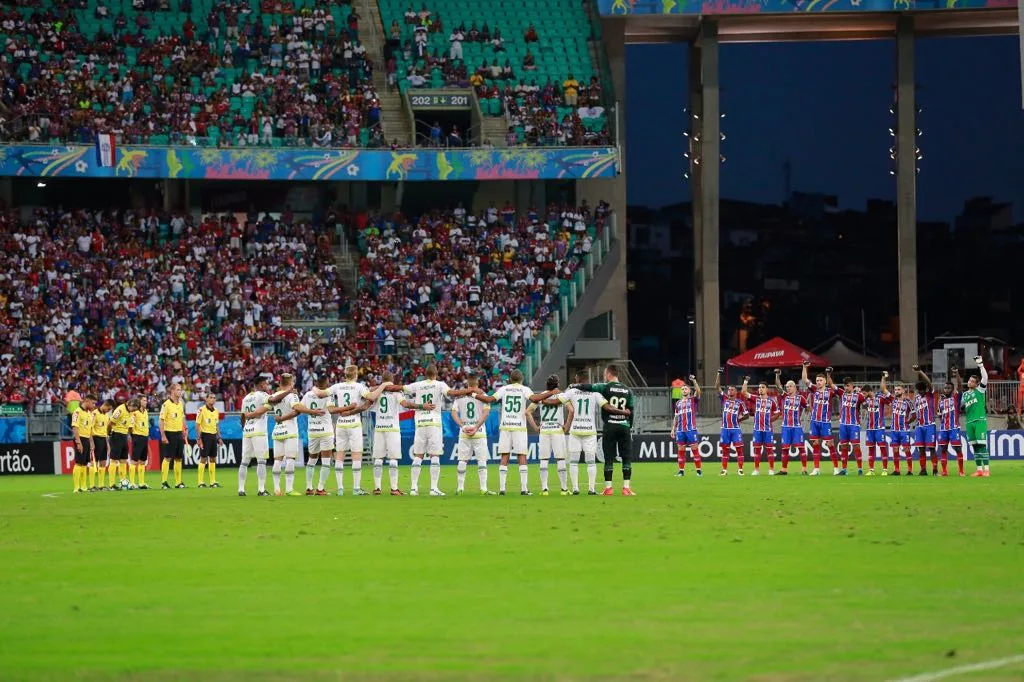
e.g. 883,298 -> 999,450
518,215 -> 616,380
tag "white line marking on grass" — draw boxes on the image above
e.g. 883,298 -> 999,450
892,654 -> 1024,682
41,493 -> 62,498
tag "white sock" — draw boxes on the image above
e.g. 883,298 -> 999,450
388,459 -> 399,490
272,459 -> 282,493
351,459 -> 363,490
569,460 -> 579,490
429,456 -> 440,490
586,459 -> 597,492
284,458 -> 295,493
256,461 -> 267,492
456,461 -> 467,490
317,458 -> 332,491
334,459 -> 345,491
411,456 -> 423,491
238,463 -> 248,493
518,464 -> 529,491
624,479 -> 631,490
556,460 -> 567,489
305,458 -> 317,490
538,461 -> 549,490
373,459 -> 383,490
498,464 -> 508,492
477,463 -> 488,490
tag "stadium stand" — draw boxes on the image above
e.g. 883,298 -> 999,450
0,0 -> 382,147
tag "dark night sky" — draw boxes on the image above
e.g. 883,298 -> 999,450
625,36 -> 1024,222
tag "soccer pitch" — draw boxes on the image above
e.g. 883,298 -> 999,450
2,464 -> 1023,681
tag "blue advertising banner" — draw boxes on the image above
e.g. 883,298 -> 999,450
0,145 -> 619,181
598,0 -> 1012,15
987,430 -> 1024,459
0,417 -> 28,444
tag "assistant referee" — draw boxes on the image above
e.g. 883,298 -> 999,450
159,383 -> 189,489
575,365 -> 635,495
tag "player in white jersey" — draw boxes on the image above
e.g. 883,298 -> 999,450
451,376 -> 495,495
238,376 -> 274,496
476,369 -> 560,495
400,364 -> 478,496
369,370 -> 408,495
314,365 -> 388,496
560,369 -> 618,495
302,375 -> 359,496
268,373 -> 326,496
526,374 -> 574,496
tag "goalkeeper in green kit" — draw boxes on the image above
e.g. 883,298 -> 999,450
961,355 -> 991,477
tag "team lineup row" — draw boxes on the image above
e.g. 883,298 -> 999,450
70,365 -> 639,497
672,358 -> 993,478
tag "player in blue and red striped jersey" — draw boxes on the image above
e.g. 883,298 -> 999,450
863,371 -> 893,475
800,362 -> 839,476
912,365 -> 939,476
672,376 -> 703,477
774,370 -> 809,476
836,377 -> 866,476
715,369 -> 749,476
888,383 -> 916,475
741,376 -> 780,475
936,366 -> 965,477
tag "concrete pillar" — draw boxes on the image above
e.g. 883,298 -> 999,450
896,16 -> 919,378
690,20 -> 721,384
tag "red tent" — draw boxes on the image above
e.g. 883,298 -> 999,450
727,337 -> 829,368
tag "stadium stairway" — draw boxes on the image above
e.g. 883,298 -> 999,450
360,0 -> 414,145
334,240 -> 360,311
525,216 -> 622,386
479,115 -> 510,147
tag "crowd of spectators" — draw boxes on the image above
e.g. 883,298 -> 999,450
0,0 -> 383,146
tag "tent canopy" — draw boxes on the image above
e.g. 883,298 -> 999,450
814,337 -> 890,369
727,337 -> 829,368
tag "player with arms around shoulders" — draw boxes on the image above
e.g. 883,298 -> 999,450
195,394 -> 223,488
961,356 -> 991,477
476,369 -> 559,495
526,374 -> 574,495
571,365 -> 635,495
937,366 -> 965,477
270,373 -> 328,496
239,377 -> 274,496
888,381 -> 916,476
836,376 -> 866,476
108,397 -> 136,489
302,376 -> 337,496
715,370 -> 750,476
71,395 -> 96,493
801,362 -> 839,476
741,376 -> 780,475
911,365 -> 940,476
774,370 -> 808,476
370,371 -> 408,495
862,373 -> 892,475
401,364 -> 479,496
672,376 -> 702,477
452,376 -> 496,495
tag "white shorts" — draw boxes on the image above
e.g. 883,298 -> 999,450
568,434 -> 597,460
307,433 -> 335,455
241,435 -> 269,462
372,431 -> 402,460
273,437 -> 299,459
497,430 -> 528,455
335,427 -> 364,454
457,437 -> 489,462
413,425 -> 443,455
539,432 -> 567,460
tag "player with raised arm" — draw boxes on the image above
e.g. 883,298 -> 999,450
962,356 -> 990,476
862,372 -> 892,475
526,374 -> 574,495
572,366 -> 636,495
912,365 -> 939,476
239,377 -> 273,496
775,370 -> 808,476
269,373 -> 318,496
195,394 -> 223,488
370,371 -> 407,495
673,376 -> 702,477
937,366 -> 965,477
302,376 -> 336,495
801,363 -> 839,476
836,377 -> 866,476
715,370 -> 749,476
888,382 -> 916,476
401,364 -> 478,495
476,370 -> 557,496
452,376 -> 495,495
741,376 -> 780,476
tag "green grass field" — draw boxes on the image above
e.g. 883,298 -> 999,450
2,463 -> 1023,681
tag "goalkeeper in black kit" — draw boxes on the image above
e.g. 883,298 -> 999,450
572,365 -> 636,496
